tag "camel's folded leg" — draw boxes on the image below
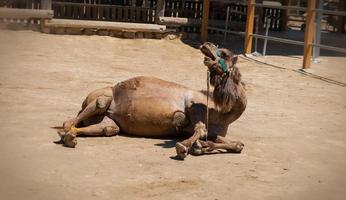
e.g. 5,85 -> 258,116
213,136 -> 244,153
63,95 -> 112,131
190,136 -> 244,155
175,121 -> 207,159
60,116 -> 120,148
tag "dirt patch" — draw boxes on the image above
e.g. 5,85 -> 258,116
0,29 -> 346,200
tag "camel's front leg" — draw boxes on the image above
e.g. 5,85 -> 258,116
175,122 -> 207,159
213,136 -> 244,153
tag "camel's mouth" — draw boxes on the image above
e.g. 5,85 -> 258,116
200,42 -> 218,61
200,42 -> 227,75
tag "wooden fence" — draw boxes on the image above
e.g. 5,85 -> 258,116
0,0 -> 41,9
0,0 -> 286,32
263,7 -> 284,31
212,2 -> 247,32
52,0 -> 157,23
164,0 -> 202,32
0,0 -> 42,23
165,0 -> 202,18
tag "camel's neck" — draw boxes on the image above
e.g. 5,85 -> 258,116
211,72 -> 246,113
197,82 -> 246,114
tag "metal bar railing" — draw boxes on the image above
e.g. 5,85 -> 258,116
252,34 -> 346,55
208,26 -> 245,36
208,2 -> 346,59
262,18 -> 271,56
254,3 -> 346,17
223,6 -> 231,44
313,0 -> 324,62
314,9 -> 346,17
252,34 -> 346,54
251,33 -> 305,46
311,43 -> 346,54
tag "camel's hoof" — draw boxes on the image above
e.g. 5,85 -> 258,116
63,132 -> 77,148
229,141 -> 244,153
175,142 -> 188,160
190,140 -> 203,156
103,126 -> 119,137
236,142 -> 244,153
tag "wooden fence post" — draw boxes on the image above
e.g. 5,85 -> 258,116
244,0 -> 255,54
337,0 -> 345,33
41,0 -> 52,10
281,0 -> 289,31
201,0 -> 210,42
155,0 -> 166,24
302,0 -> 316,69
40,0 -> 52,32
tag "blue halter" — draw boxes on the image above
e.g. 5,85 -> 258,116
216,49 -> 229,73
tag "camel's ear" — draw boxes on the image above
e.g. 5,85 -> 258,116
231,66 -> 241,84
232,55 -> 238,65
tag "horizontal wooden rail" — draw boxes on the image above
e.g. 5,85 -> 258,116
44,19 -> 166,33
0,7 -> 53,19
158,16 -> 200,26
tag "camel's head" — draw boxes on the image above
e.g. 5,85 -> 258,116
200,42 -> 238,76
200,42 -> 243,112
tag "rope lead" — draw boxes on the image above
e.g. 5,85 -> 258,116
205,70 -> 210,142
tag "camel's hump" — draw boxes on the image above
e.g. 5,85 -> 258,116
115,76 -> 190,91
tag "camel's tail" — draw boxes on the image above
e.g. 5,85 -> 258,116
51,126 -> 64,130
51,126 -> 66,140
51,126 -> 65,144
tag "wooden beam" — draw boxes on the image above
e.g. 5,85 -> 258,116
0,7 -> 53,19
302,0 -> 316,69
40,0 -> 52,31
244,0 -> 255,54
201,0 -> 210,42
155,0 -> 166,24
158,16 -> 200,26
337,0 -> 345,33
158,16 -> 231,27
45,19 -> 166,33
281,0 -> 289,31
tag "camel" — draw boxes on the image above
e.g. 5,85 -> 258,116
57,42 -> 247,159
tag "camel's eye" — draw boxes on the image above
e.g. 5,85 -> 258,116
224,51 -> 233,59
220,51 -> 225,58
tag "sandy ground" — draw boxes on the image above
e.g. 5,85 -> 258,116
0,29 -> 346,200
